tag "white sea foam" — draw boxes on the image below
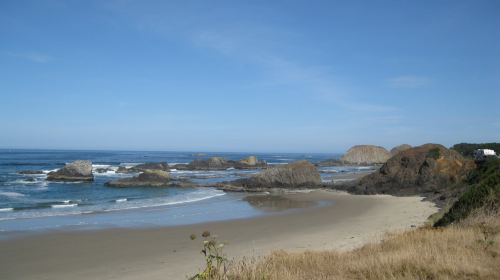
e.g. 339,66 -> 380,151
62,200 -> 71,204
115,198 -> 127,203
0,208 -> 14,212
332,178 -> 356,182
51,204 -> 78,208
92,164 -> 111,169
356,166 -> 374,170
0,191 -> 25,198
103,190 -> 226,212
42,168 -> 59,174
120,162 -> 142,167
0,189 -> 226,222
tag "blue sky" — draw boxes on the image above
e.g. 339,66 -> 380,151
1,0 -> 499,153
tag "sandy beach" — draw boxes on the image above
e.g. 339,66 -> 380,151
0,190 -> 438,280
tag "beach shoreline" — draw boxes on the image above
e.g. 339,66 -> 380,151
0,190 -> 438,280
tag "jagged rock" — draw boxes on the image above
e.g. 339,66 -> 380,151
390,144 -> 412,156
18,170 -> 45,175
341,145 -> 391,165
95,168 -> 113,173
47,160 -> 94,181
116,162 -> 169,173
337,144 -> 476,204
216,160 -> 321,191
174,156 -> 267,171
106,170 -> 171,187
234,156 -> 267,169
187,157 -> 232,170
240,156 -> 258,166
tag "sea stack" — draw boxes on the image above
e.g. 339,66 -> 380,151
106,170 -> 171,187
217,160 -> 321,191
341,145 -> 391,165
47,160 -> 94,181
390,144 -> 412,156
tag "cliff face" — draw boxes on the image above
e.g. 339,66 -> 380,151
341,145 -> 391,165
341,144 -> 476,204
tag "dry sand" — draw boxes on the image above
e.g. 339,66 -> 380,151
0,190 -> 438,280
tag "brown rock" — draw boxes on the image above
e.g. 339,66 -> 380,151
105,170 -> 171,187
338,144 -> 476,204
390,144 -> 412,156
47,160 -> 94,181
217,160 -> 321,191
341,145 -> 391,165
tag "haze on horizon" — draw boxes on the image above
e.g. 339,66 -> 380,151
1,0 -> 499,153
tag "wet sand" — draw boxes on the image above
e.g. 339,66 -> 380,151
0,190 -> 438,280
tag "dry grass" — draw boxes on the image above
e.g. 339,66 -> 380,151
217,214 -> 500,280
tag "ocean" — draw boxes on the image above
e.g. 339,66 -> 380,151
0,149 -> 372,234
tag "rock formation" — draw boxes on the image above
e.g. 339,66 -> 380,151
240,156 -> 258,166
47,160 -> 94,181
338,144 -> 476,204
341,145 -> 391,165
390,144 -> 412,156
106,170 -> 171,187
173,156 -> 266,170
116,162 -> 169,173
216,160 -> 321,191
18,170 -> 45,175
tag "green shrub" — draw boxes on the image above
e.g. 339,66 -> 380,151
426,148 -> 441,159
435,157 -> 500,227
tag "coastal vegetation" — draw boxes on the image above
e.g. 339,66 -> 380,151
214,213 -> 499,279
452,143 -> 500,158
435,156 -> 500,227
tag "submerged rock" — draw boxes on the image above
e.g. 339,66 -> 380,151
47,160 -> 94,181
95,168 -> 113,173
337,144 -> 476,204
341,145 -> 391,165
18,170 -> 45,175
217,160 -> 321,191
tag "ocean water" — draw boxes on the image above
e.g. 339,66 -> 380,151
0,149 -> 372,235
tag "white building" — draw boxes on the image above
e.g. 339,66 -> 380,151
474,149 -> 497,160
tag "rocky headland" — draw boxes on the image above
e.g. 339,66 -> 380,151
335,144 -> 476,205
47,160 -> 94,181
216,160 -> 321,192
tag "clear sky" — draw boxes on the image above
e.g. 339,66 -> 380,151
1,0 -> 499,153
